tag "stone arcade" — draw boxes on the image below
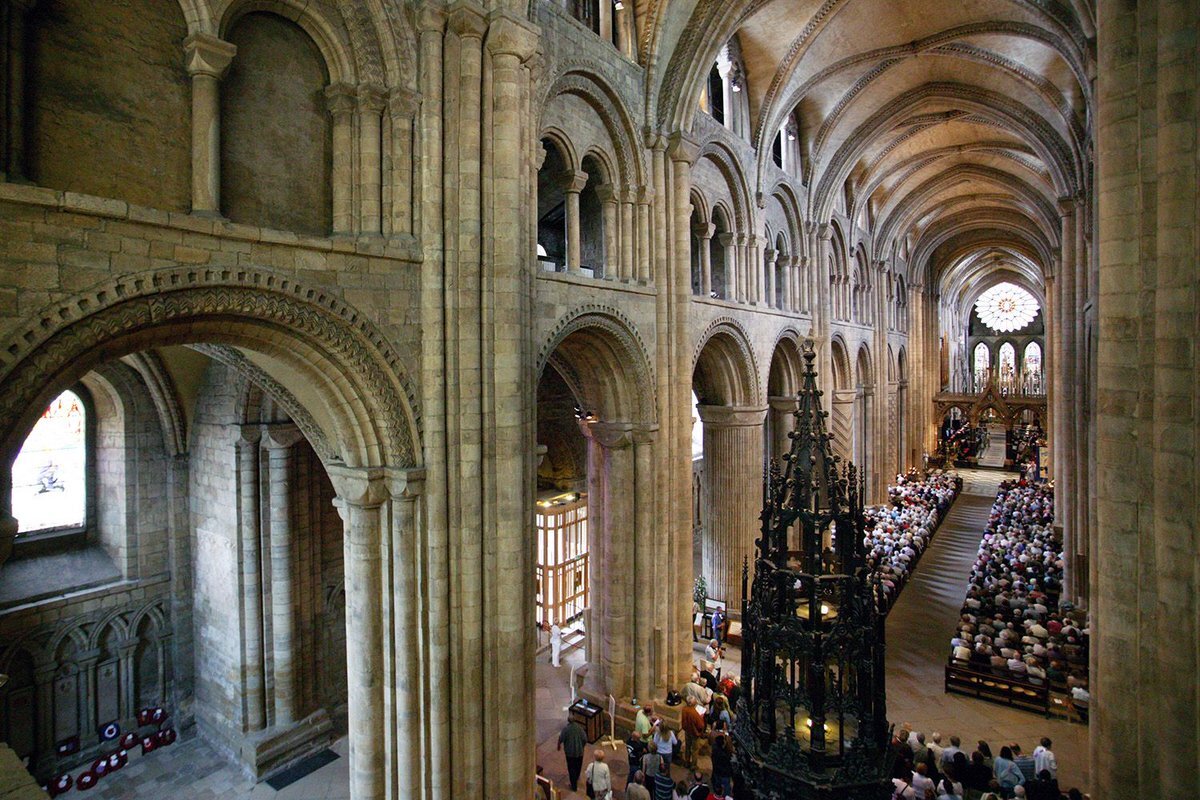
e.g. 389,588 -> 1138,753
0,0 -> 1196,798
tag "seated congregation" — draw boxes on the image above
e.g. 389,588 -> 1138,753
890,724 -> 1079,800
947,481 -> 1089,711
864,470 -> 963,611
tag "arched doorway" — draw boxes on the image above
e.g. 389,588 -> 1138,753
535,312 -> 659,713
691,323 -> 762,616
0,269 -> 421,800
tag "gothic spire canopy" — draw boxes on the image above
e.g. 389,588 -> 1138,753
734,341 -> 893,799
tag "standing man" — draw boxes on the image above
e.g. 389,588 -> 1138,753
557,715 -> 587,792
1032,738 -> 1056,779
549,622 -> 563,668
711,606 -> 725,647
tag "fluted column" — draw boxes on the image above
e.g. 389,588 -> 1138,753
768,396 -> 798,460
564,170 -> 588,275
588,422 -> 635,699
183,34 -> 236,215
237,427 -> 266,732
632,426 -> 658,700
264,424 -> 304,726
326,84 -> 357,235
328,467 -> 388,800
696,405 -> 766,613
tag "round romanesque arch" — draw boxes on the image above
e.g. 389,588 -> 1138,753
0,267 -> 422,479
692,318 -> 762,407
537,305 -> 657,426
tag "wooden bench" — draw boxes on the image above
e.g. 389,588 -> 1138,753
944,661 -> 1049,715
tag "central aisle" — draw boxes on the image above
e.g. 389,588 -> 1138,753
883,469 -> 1088,790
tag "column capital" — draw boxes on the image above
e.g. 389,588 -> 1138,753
416,3 -> 446,34
389,467 -> 426,500
817,223 -> 833,242
594,184 -> 619,204
586,421 -> 634,449
667,132 -> 700,165
694,221 -> 716,240
562,170 -> 589,193
183,33 -> 237,79
325,83 -> 358,118
637,185 -> 654,204
388,87 -> 421,119
696,404 -> 767,427
645,129 -> 667,152
768,395 -> 799,413
619,186 -> 636,204
631,424 -> 660,444
717,232 -> 736,248
764,248 -> 778,264
237,425 -> 262,445
1056,194 -> 1082,215
357,83 -> 388,114
262,424 -> 304,450
326,464 -> 391,510
446,2 -> 488,40
485,12 -> 540,61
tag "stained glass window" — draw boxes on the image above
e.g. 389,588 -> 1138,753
12,390 -> 86,534
973,342 -> 990,375
975,282 -> 1039,332
1023,341 -> 1042,374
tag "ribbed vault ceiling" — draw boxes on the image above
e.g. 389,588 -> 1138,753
635,0 -> 1094,310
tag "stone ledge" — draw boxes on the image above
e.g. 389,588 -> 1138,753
537,269 -> 656,296
0,182 -> 422,263
241,709 -> 334,780
0,744 -> 47,799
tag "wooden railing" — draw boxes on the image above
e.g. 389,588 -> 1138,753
944,660 -> 1049,715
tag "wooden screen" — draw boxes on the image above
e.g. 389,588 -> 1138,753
535,493 -> 589,627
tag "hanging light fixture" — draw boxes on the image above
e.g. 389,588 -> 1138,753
734,341 -> 893,799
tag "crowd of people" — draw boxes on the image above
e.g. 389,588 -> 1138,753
947,481 -> 1089,701
890,724 -> 1084,800
863,470 -> 962,611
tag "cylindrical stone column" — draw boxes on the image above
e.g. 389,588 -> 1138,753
357,84 -> 386,236
636,186 -> 652,284
183,34 -> 236,215
391,475 -> 423,800
264,425 -> 303,727
564,170 -> 588,274
592,423 -> 634,699
718,232 -> 736,301
326,84 -> 357,235
764,248 -> 778,309
768,396 -> 798,461
620,189 -> 635,283
331,470 -> 388,800
597,184 -> 619,280
696,406 -> 766,613
632,427 -> 657,701
387,89 -> 419,237
735,235 -> 749,303
696,224 -> 714,297
237,428 -> 266,732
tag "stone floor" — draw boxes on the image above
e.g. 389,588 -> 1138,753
79,736 -> 348,800
66,468 -> 1088,798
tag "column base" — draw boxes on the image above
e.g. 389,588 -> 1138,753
241,708 -> 333,780
579,689 -> 683,740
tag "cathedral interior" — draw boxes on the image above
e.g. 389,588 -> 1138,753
0,0 -> 1195,798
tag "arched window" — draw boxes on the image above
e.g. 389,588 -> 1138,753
707,64 -> 725,125
12,389 -> 87,535
973,342 -> 990,376
1023,341 -> 1043,394
998,342 -> 1017,393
